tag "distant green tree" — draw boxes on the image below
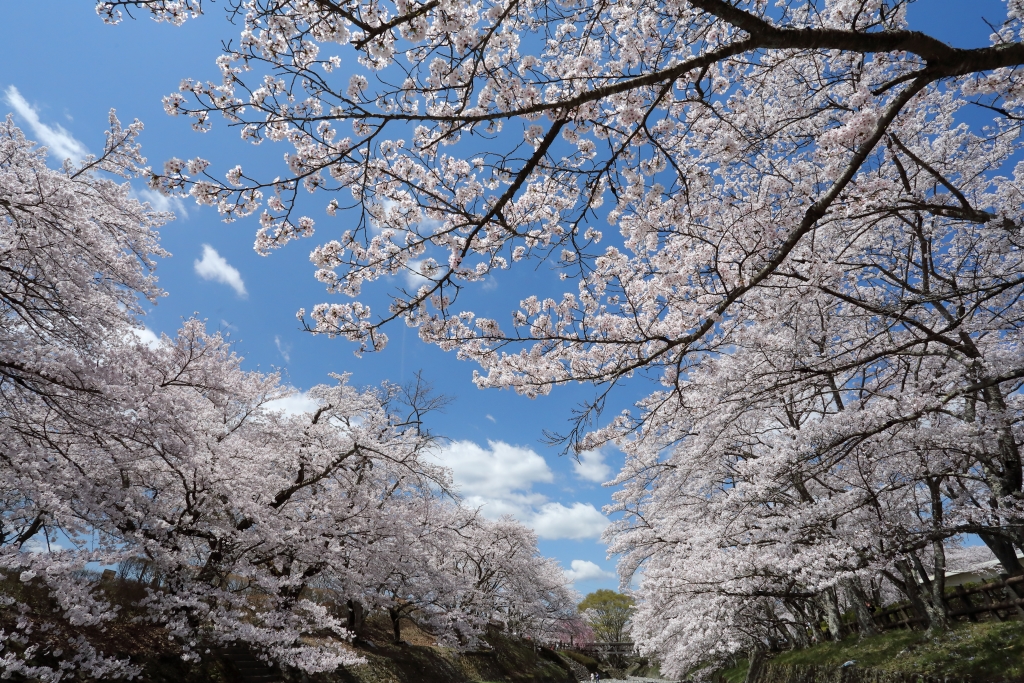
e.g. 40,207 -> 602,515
578,589 -> 634,643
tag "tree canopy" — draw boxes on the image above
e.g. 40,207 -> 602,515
578,589 -> 634,643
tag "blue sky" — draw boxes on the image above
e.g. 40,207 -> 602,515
0,0 -> 1002,591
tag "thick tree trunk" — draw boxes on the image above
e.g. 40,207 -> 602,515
922,478 -> 950,632
909,548 -> 954,629
925,539 -> 949,632
389,607 -> 402,643
786,599 -> 816,645
803,603 -> 824,644
817,587 -> 844,641
979,532 -> 1024,607
842,579 -> 877,638
980,532 -> 1024,577
893,560 -> 931,630
980,385 -> 1024,555
964,378 -> 1024,568
785,621 -> 810,649
868,578 -> 883,610
347,599 -> 365,636
743,649 -> 766,683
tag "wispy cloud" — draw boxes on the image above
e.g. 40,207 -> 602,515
194,244 -> 247,297
485,414 -> 496,423
4,86 -> 88,164
3,87 -> 188,219
133,186 -> 188,218
274,335 -> 291,363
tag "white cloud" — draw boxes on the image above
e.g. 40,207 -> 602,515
22,537 -> 65,554
4,86 -> 88,164
265,390 -> 320,416
530,502 -> 609,540
274,335 -> 291,363
194,244 -> 247,297
485,414 -> 496,423
432,439 -> 552,521
563,559 -> 615,583
129,326 -> 163,349
404,259 -> 431,289
436,440 -> 553,500
574,449 -> 612,484
432,440 -> 610,540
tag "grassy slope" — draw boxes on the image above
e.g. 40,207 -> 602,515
308,616 -> 573,683
716,660 -> 749,683
717,621 -> 1024,683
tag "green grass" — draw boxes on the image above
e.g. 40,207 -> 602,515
766,621 -> 1024,682
716,659 -> 749,683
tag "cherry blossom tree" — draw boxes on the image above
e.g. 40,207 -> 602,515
3,316 -> 452,676
94,0 -> 1024,676
325,503 -> 578,646
603,308 -> 1019,669
0,110 -> 167,442
428,513 -> 578,645
1,111 -> 174,679
1,115 -> 573,679
96,0 -> 1024,397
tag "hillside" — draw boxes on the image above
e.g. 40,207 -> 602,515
2,569 -> 582,683
304,617 -> 575,683
717,621 -> 1024,683
95,614 -> 577,683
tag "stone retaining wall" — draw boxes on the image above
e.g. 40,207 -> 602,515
554,652 -> 591,682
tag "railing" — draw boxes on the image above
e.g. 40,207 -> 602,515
855,574 -> 1024,635
549,641 -> 637,657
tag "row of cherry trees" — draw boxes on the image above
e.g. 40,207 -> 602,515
88,0 -> 1024,678
0,116 -> 576,680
